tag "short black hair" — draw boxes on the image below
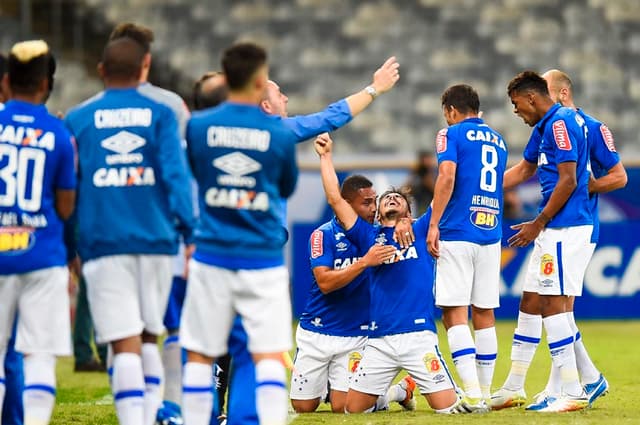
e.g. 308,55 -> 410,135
193,71 -> 228,110
8,40 -> 56,95
109,22 -> 154,53
340,174 -> 373,202
441,84 -> 480,114
101,37 -> 145,81
222,43 -> 267,91
507,70 -> 549,97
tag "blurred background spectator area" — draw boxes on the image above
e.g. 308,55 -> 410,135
1,0 -> 639,161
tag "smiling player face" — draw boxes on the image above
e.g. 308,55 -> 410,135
377,191 -> 409,223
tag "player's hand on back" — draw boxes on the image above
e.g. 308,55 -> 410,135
372,56 -> 400,94
314,133 -> 333,155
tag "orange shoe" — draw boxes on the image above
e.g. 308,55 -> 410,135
398,375 -> 417,411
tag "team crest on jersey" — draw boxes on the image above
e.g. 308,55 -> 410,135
0,226 -> 35,255
423,353 -> 442,373
375,233 -> 387,245
311,230 -> 323,258
348,351 -> 362,373
436,128 -> 448,153
540,253 -> 555,276
552,120 -> 571,151
600,125 -> 616,152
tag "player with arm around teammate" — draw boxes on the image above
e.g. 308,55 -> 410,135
426,84 -> 507,411
0,40 -> 76,425
315,133 -> 474,415
491,69 -> 627,411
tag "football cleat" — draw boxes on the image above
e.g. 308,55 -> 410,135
457,396 -> 490,413
156,400 -> 183,425
584,374 -> 609,405
398,375 -> 417,411
490,387 -> 526,410
525,391 -> 557,411
538,394 -> 589,412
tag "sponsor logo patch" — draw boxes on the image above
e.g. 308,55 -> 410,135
552,120 -> 571,151
540,253 -> 555,276
600,124 -> 617,152
0,226 -> 35,254
423,353 -> 442,373
470,210 -> 498,230
348,351 -> 362,373
436,128 -> 448,153
311,230 -> 323,258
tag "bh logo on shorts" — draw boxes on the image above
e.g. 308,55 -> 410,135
348,351 -> 362,373
0,227 -> 35,254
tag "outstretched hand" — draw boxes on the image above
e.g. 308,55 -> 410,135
372,56 -> 400,94
314,132 -> 333,156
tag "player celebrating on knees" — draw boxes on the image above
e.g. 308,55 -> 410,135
315,133 -> 471,415
180,43 -> 298,425
491,71 -> 593,413
65,37 -> 196,425
427,84 -> 507,411
0,40 -> 76,425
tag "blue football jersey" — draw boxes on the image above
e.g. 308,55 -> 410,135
435,118 -> 508,244
299,218 -> 370,337
578,110 -> 620,243
345,211 -> 436,337
0,100 -> 76,274
65,88 -> 195,261
523,104 -> 592,228
187,102 -> 298,270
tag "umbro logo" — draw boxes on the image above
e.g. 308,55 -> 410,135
101,131 -> 146,154
213,152 -> 262,176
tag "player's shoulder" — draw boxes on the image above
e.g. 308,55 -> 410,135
66,91 -> 106,118
137,83 -> 189,116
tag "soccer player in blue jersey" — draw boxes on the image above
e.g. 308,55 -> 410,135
427,84 -> 507,411
180,42 -> 298,425
107,22 -> 195,423
490,71 -> 593,413
65,37 -> 195,425
0,40 -> 76,425
314,133 -> 473,415
292,175 -> 416,413
492,70 -> 627,411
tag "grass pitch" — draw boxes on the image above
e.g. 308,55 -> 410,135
51,320 -> 640,424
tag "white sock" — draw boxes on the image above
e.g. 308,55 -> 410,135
567,312 -> 600,384
544,363 -> 562,398
386,382 -> 406,403
504,311 -> 542,391
162,334 -> 182,405
182,362 -> 213,425
255,359 -> 287,425
543,313 -> 582,397
23,353 -> 56,425
448,325 -> 482,399
475,327 -> 497,399
142,342 -> 164,425
0,346 -> 6,419
112,352 -> 145,425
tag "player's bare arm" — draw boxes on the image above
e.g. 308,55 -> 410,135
315,133 -> 358,230
503,159 -> 537,190
55,189 -> 76,220
589,162 -> 628,193
427,160 -> 456,258
509,161 -> 577,247
345,56 -> 400,116
393,216 -> 415,248
313,244 -> 396,294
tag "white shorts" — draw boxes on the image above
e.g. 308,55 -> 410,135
0,266 -> 71,355
180,260 -> 292,358
290,325 -> 367,399
523,226 -> 594,296
435,240 -> 501,308
83,254 -> 173,344
349,331 -> 455,396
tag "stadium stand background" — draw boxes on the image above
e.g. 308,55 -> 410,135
1,0 -> 639,161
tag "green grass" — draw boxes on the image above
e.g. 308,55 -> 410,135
51,321 -> 640,424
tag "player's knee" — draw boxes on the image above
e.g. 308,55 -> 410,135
291,398 -> 320,413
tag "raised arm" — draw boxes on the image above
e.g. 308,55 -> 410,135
315,133 -> 358,230
345,56 -> 400,116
